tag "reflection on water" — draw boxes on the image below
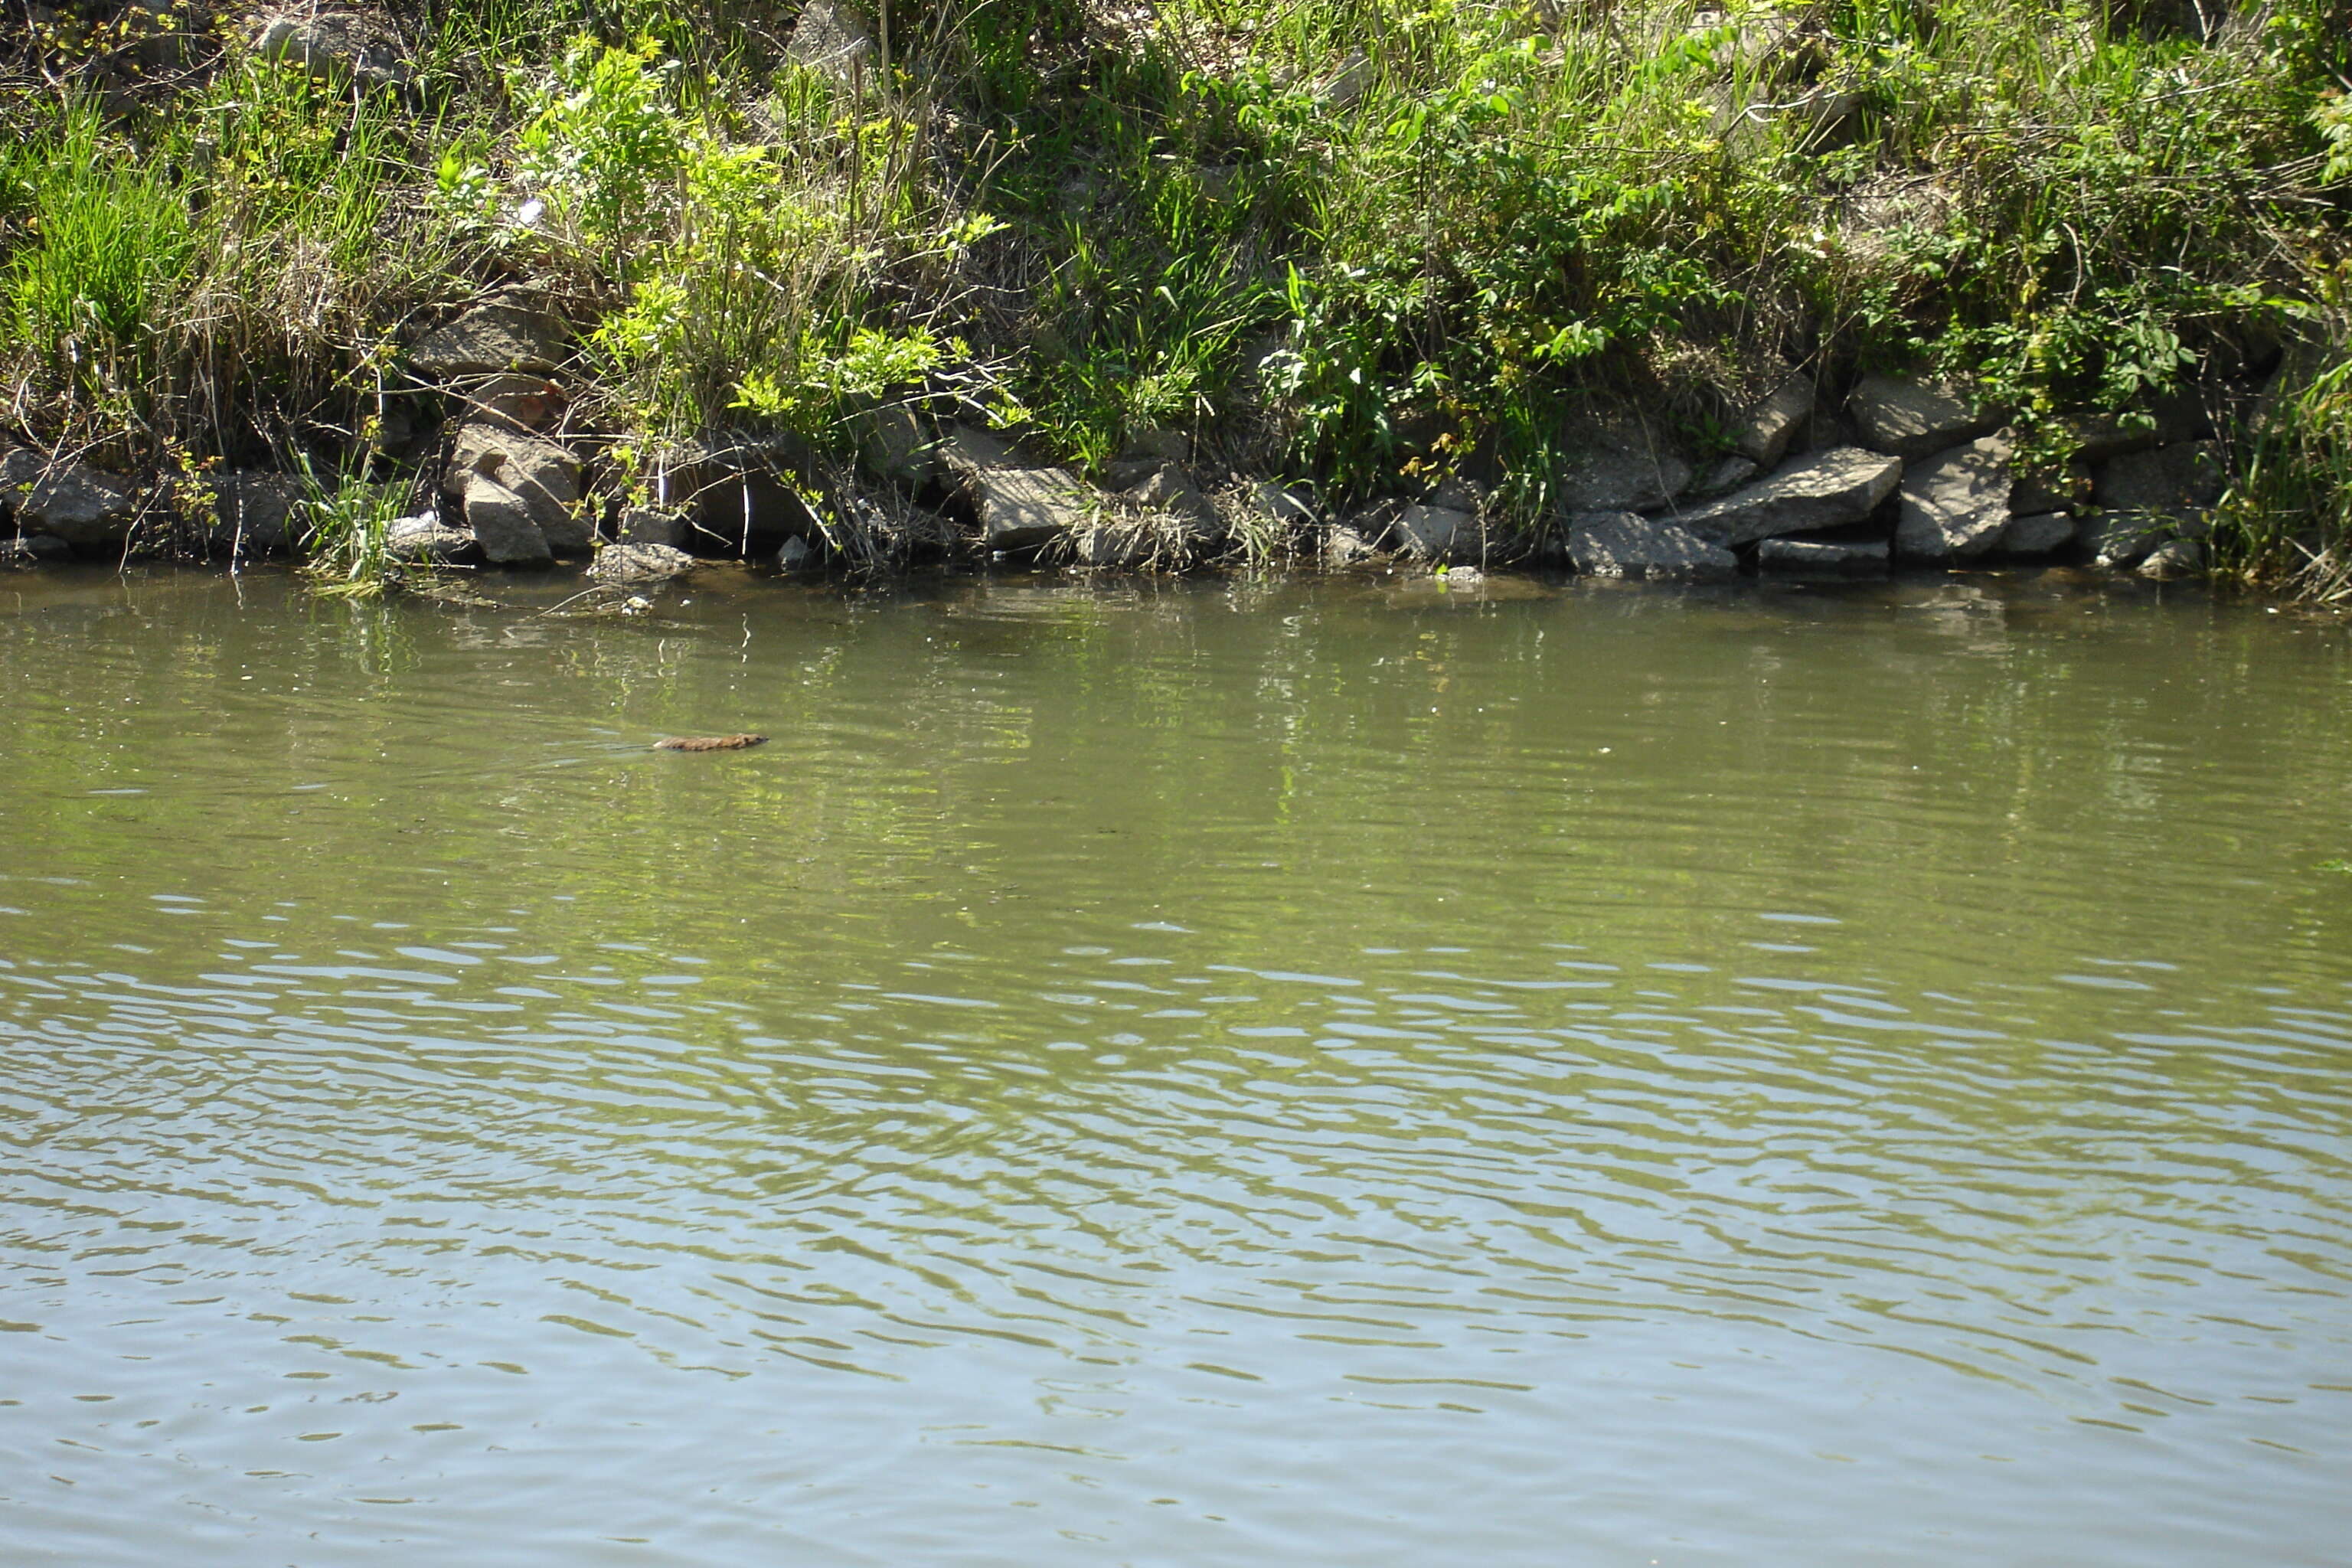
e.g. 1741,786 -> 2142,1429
2,566 -> 2348,1566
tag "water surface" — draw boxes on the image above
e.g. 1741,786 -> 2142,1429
2,566 -> 2348,1564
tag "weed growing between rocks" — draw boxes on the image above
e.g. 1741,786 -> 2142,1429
0,0 -> 2346,593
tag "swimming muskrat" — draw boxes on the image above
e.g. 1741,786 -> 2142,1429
654,733 -> 767,752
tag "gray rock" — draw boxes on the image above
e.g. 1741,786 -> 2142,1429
446,421 -> 587,554
776,535 -> 812,570
1894,433 -> 2014,559
2084,514 -> 2169,570
2000,512 -> 2076,556
460,372 -> 566,433
786,0 -> 877,82
1677,446 -> 1903,546
1694,456 -> 1760,497
971,468 -> 1096,550
1735,375 -> 1815,467
617,505 -> 687,548
460,479 -> 553,566
589,542 -> 696,583
254,9 -> 409,87
938,422 -> 1018,475
1387,503 -> 1481,562
1849,374 -> 1998,460
410,304 -> 568,379
18,465 -> 139,547
2082,443 -> 2222,574
856,404 -> 936,486
1569,512 -> 1738,579
1557,432 -> 1693,513
2138,537 -> 2204,578
0,443 -> 42,497
2092,441 -> 2224,528
202,471 -> 305,556
384,515 -> 477,564
1122,462 -> 1223,548
1323,522 -> 1374,564
660,439 -> 819,550
1757,536 -> 1890,573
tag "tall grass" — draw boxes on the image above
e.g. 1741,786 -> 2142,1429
2212,344 -> 2352,603
2,107 -> 194,423
291,456 -> 411,599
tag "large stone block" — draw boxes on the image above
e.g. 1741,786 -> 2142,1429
855,404 -> 938,487
617,506 -> 688,548
1569,511 -> 1737,579
446,421 -> 588,554
460,476 -> 553,566
1070,517 -> 1158,568
1734,375 -> 1815,468
2092,441 -> 2225,525
1756,536 -> 1890,573
972,469 -> 1096,550
1556,428 -> 1694,513
1677,447 -> 1903,546
18,465 -> 139,548
1387,503 -> 1482,563
410,305 -> 568,379
385,515 -> 479,564
1850,374 -> 1998,460
1894,433 -> 2014,559
254,8 -> 410,87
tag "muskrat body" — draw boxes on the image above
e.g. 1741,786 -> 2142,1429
655,733 -> 767,752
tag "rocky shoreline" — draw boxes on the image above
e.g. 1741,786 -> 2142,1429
6,0 -> 2339,597
0,296 -> 2246,588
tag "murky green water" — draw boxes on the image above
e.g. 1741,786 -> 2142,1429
2,564 -> 2348,1565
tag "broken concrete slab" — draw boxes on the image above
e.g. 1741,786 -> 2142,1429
384,514 -> 478,564
972,468 -> 1097,550
17,465 -> 140,548
410,304 -> 568,379
1894,433 -> 2014,559
1677,446 -> 1903,546
446,421 -> 588,554
459,478 -> 553,566
1569,511 -> 1738,578
1849,374 -> 1998,460
1756,535 -> 1890,573
1734,375 -> 1815,467
1387,502 -> 1481,562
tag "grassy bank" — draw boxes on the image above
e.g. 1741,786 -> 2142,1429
2,0 -> 2348,590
